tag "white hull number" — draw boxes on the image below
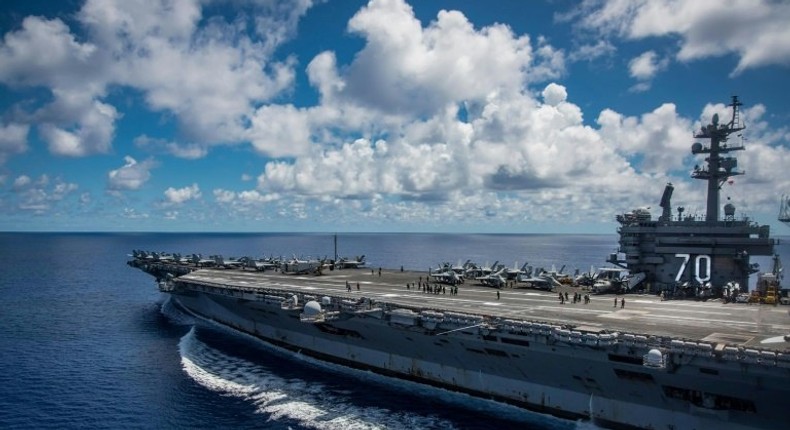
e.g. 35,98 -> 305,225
675,253 -> 712,283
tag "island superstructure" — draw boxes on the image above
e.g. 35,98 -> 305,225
609,96 -> 775,298
128,97 -> 788,430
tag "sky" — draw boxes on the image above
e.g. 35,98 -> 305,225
0,0 -> 789,233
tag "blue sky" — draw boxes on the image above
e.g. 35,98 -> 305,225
0,0 -> 788,233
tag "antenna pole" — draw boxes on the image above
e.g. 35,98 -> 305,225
691,95 -> 745,222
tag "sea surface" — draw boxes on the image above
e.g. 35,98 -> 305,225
0,232 -> 786,429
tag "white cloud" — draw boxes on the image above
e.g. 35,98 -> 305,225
12,175 -> 32,190
0,16 -> 98,89
0,122 -> 29,163
213,189 -> 237,204
211,188 -> 280,215
38,98 -> 119,156
574,0 -> 790,75
78,0 -> 305,143
9,174 -> 79,213
107,156 -> 157,191
122,208 -> 149,219
0,16 -> 116,157
1,0 -> 786,229
331,0 -> 562,116
134,135 -> 207,159
597,102 -> 692,174
251,79 -> 649,222
0,0 -> 314,158
542,83 -> 568,107
246,104 -> 313,157
567,40 -> 616,62
163,183 -> 201,205
307,51 -> 345,104
628,50 -> 667,80
626,50 -> 669,92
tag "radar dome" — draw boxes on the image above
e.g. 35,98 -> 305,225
692,142 -> 703,153
724,203 -> 735,217
303,300 -> 322,317
644,348 -> 664,367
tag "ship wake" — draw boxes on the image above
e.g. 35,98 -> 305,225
168,299 -> 583,430
177,327 -> 456,430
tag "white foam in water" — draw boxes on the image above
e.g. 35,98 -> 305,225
171,304 -> 573,429
178,328 -> 457,430
168,300 -> 576,430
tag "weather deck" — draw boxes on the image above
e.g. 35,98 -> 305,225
174,266 -> 790,352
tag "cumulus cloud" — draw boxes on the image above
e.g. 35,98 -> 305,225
0,122 -> 29,163
597,103 -> 692,174
245,0 -> 569,159
0,16 -> 115,157
8,174 -> 78,213
628,50 -> 668,80
107,156 -> 157,191
573,0 -> 790,75
122,208 -> 149,219
38,99 -> 119,156
163,183 -> 201,205
251,80 -> 649,222
0,0 -> 314,159
333,0 -> 564,116
78,0 -> 306,143
2,0 -> 785,228
246,104 -> 313,157
542,83 -> 568,106
567,40 -> 616,62
211,188 -> 280,215
12,175 -> 32,190
0,16 -> 99,89
627,50 -> 669,92
134,135 -> 207,159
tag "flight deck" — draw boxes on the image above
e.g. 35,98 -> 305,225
177,267 -> 790,352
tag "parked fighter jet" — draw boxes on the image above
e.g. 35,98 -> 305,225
590,268 -> 629,294
465,261 -> 499,279
504,261 -> 529,280
517,266 -> 560,290
476,265 -> 507,288
239,256 -> 277,271
430,262 -> 464,285
335,255 -> 366,269
208,255 -> 242,269
188,254 -> 216,267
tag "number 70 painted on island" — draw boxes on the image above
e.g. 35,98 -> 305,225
675,253 -> 712,283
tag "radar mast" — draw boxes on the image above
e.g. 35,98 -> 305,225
691,95 -> 746,222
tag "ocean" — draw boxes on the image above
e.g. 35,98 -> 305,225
0,232 -> 786,429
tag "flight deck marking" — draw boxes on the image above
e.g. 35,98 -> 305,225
599,310 -> 649,320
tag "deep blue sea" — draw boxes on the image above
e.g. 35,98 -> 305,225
0,232 -> 786,429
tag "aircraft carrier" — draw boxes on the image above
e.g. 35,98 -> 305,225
128,97 -> 788,429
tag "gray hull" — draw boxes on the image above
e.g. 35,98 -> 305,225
169,285 -> 786,430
